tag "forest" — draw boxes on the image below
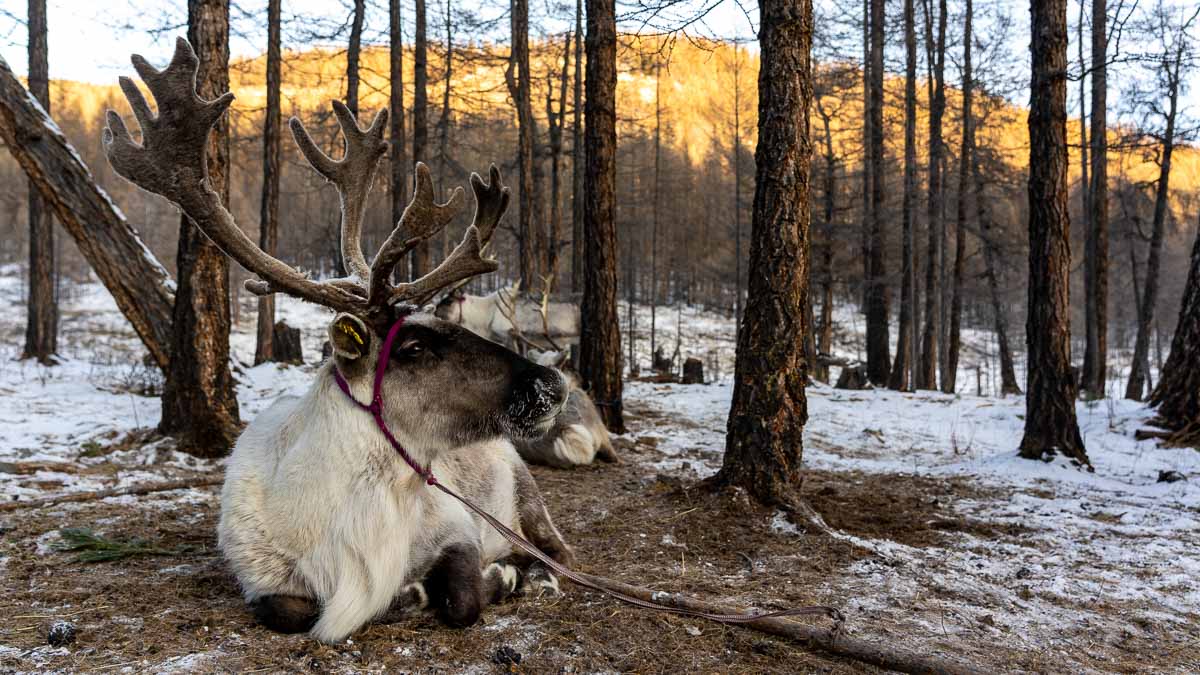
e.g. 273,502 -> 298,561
0,0 -> 1197,672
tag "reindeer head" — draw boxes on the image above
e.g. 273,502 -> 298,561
104,38 -> 567,454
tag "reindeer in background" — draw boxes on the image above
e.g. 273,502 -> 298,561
104,39 -> 575,643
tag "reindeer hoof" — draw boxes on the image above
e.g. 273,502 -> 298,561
520,563 -> 562,598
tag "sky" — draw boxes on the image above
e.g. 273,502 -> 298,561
0,0 -> 1196,127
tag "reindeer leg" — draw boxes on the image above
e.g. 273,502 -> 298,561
420,542 -> 521,628
511,462 -> 575,595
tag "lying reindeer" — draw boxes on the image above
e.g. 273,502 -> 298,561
513,371 -> 619,468
434,285 -> 580,352
104,39 -> 574,643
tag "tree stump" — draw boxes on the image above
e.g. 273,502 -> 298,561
653,346 -> 673,374
835,364 -> 870,390
682,357 -> 705,384
272,321 -> 303,365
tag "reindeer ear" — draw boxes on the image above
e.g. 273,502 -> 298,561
329,313 -> 372,361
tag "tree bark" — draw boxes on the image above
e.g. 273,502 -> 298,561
546,30 -> 571,287
22,0 -> 57,365
1126,54 -> 1182,401
864,0 -> 890,385
161,0 -> 241,458
860,0 -> 872,314
944,0 -> 972,394
580,0 -> 625,433
919,0 -> 946,391
716,0 -> 812,506
889,0 -> 918,391
412,0 -> 431,277
815,98 -> 837,384
437,0 -> 453,226
733,48 -> 744,330
0,56 -> 175,370
507,0 -> 538,288
570,0 -> 584,294
1148,215 -> 1200,444
973,147 -> 1021,395
1019,0 -> 1088,467
1083,0 -> 1108,398
255,0 -> 282,366
650,61 -> 662,362
389,0 -> 409,280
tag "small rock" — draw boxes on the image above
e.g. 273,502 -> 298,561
684,625 -> 701,636
47,620 -> 76,647
1015,567 -> 1032,580
978,614 -> 996,626
1157,470 -> 1186,483
492,645 -> 522,666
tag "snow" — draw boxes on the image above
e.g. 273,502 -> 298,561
0,269 -> 1196,671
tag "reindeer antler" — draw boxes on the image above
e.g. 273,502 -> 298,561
104,37 -> 510,325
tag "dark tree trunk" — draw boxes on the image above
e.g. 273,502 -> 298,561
860,0 -> 872,312
22,0 -> 57,365
272,321 -> 304,365
389,0 -> 409,279
889,0 -> 918,391
437,0 -> 453,222
918,0 -> 946,390
973,148 -> 1020,395
1082,0 -> 1108,398
944,0 -> 972,394
508,0 -> 538,287
865,0 -> 890,385
161,0 -> 241,457
650,61 -> 662,362
733,48 -> 744,329
412,0 -> 430,277
255,0 -> 282,365
570,0 -> 584,294
815,98 -> 836,384
716,0 -> 812,507
580,0 -> 625,432
1126,60 -> 1180,401
0,58 -> 175,369
546,30 -> 571,287
1019,0 -> 1088,467
1148,218 -> 1200,444
347,0 -> 365,116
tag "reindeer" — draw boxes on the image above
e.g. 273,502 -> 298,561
434,282 -> 581,353
513,371 -> 619,468
103,39 -> 576,644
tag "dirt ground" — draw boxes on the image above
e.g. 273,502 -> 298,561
0,404 -> 1195,673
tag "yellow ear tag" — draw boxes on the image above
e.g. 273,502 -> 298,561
339,322 -> 364,346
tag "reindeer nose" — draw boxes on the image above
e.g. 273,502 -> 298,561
507,360 -> 568,424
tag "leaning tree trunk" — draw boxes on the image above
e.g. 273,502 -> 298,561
22,0 -> 57,365
716,0 -> 812,507
864,0 -> 890,386
889,0 -> 918,391
1082,0 -> 1108,398
579,0 -> 625,433
411,0 -> 430,278
1126,72 -> 1179,401
919,0 -> 947,391
255,0 -> 282,365
389,0 -> 408,279
0,57 -> 175,370
161,0 -> 241,457
1148,217 -> 1200,445
1019,0 -> 1088,467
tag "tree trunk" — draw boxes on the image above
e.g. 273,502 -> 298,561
716,0 -> 812,507
973,148 -> 1021,395
732,48 -> 743,330
160,0 -> 241,458
389,0 -> 409,280
412,0 -> 430,278
919,0 -> 946,391
865,0 -> 890,385
1019,0 -> 1088,467
1126,60 -> 1180,401
507,0 -> 537,288
347,0 -> 365,117
889,0 -> 917,391
650,61 -> 662,362
570,0 -> 584,294
546,30 -> 571,287
0,57 -> 175,370
22,0 -> 57,365
1148,216 -> 1200,444
944,0 -> 971,394
860,0 -> 872,313
1083,0 -> 1108,398
580,0 -> 625,433
815,98 -> 836,384
255,0 -> 282,366
437,0 -> 453,211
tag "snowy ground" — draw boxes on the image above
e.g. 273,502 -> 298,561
1,269 -> 1197,672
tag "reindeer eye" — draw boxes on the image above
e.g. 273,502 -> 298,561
396,338 -> 424,356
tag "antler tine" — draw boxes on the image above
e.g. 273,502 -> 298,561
103,37 -> 366,315
385,166 -> 510,308
367,162 -> 465,307
290,101 -> 389,283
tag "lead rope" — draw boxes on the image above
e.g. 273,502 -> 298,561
334,316 -> 845,630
